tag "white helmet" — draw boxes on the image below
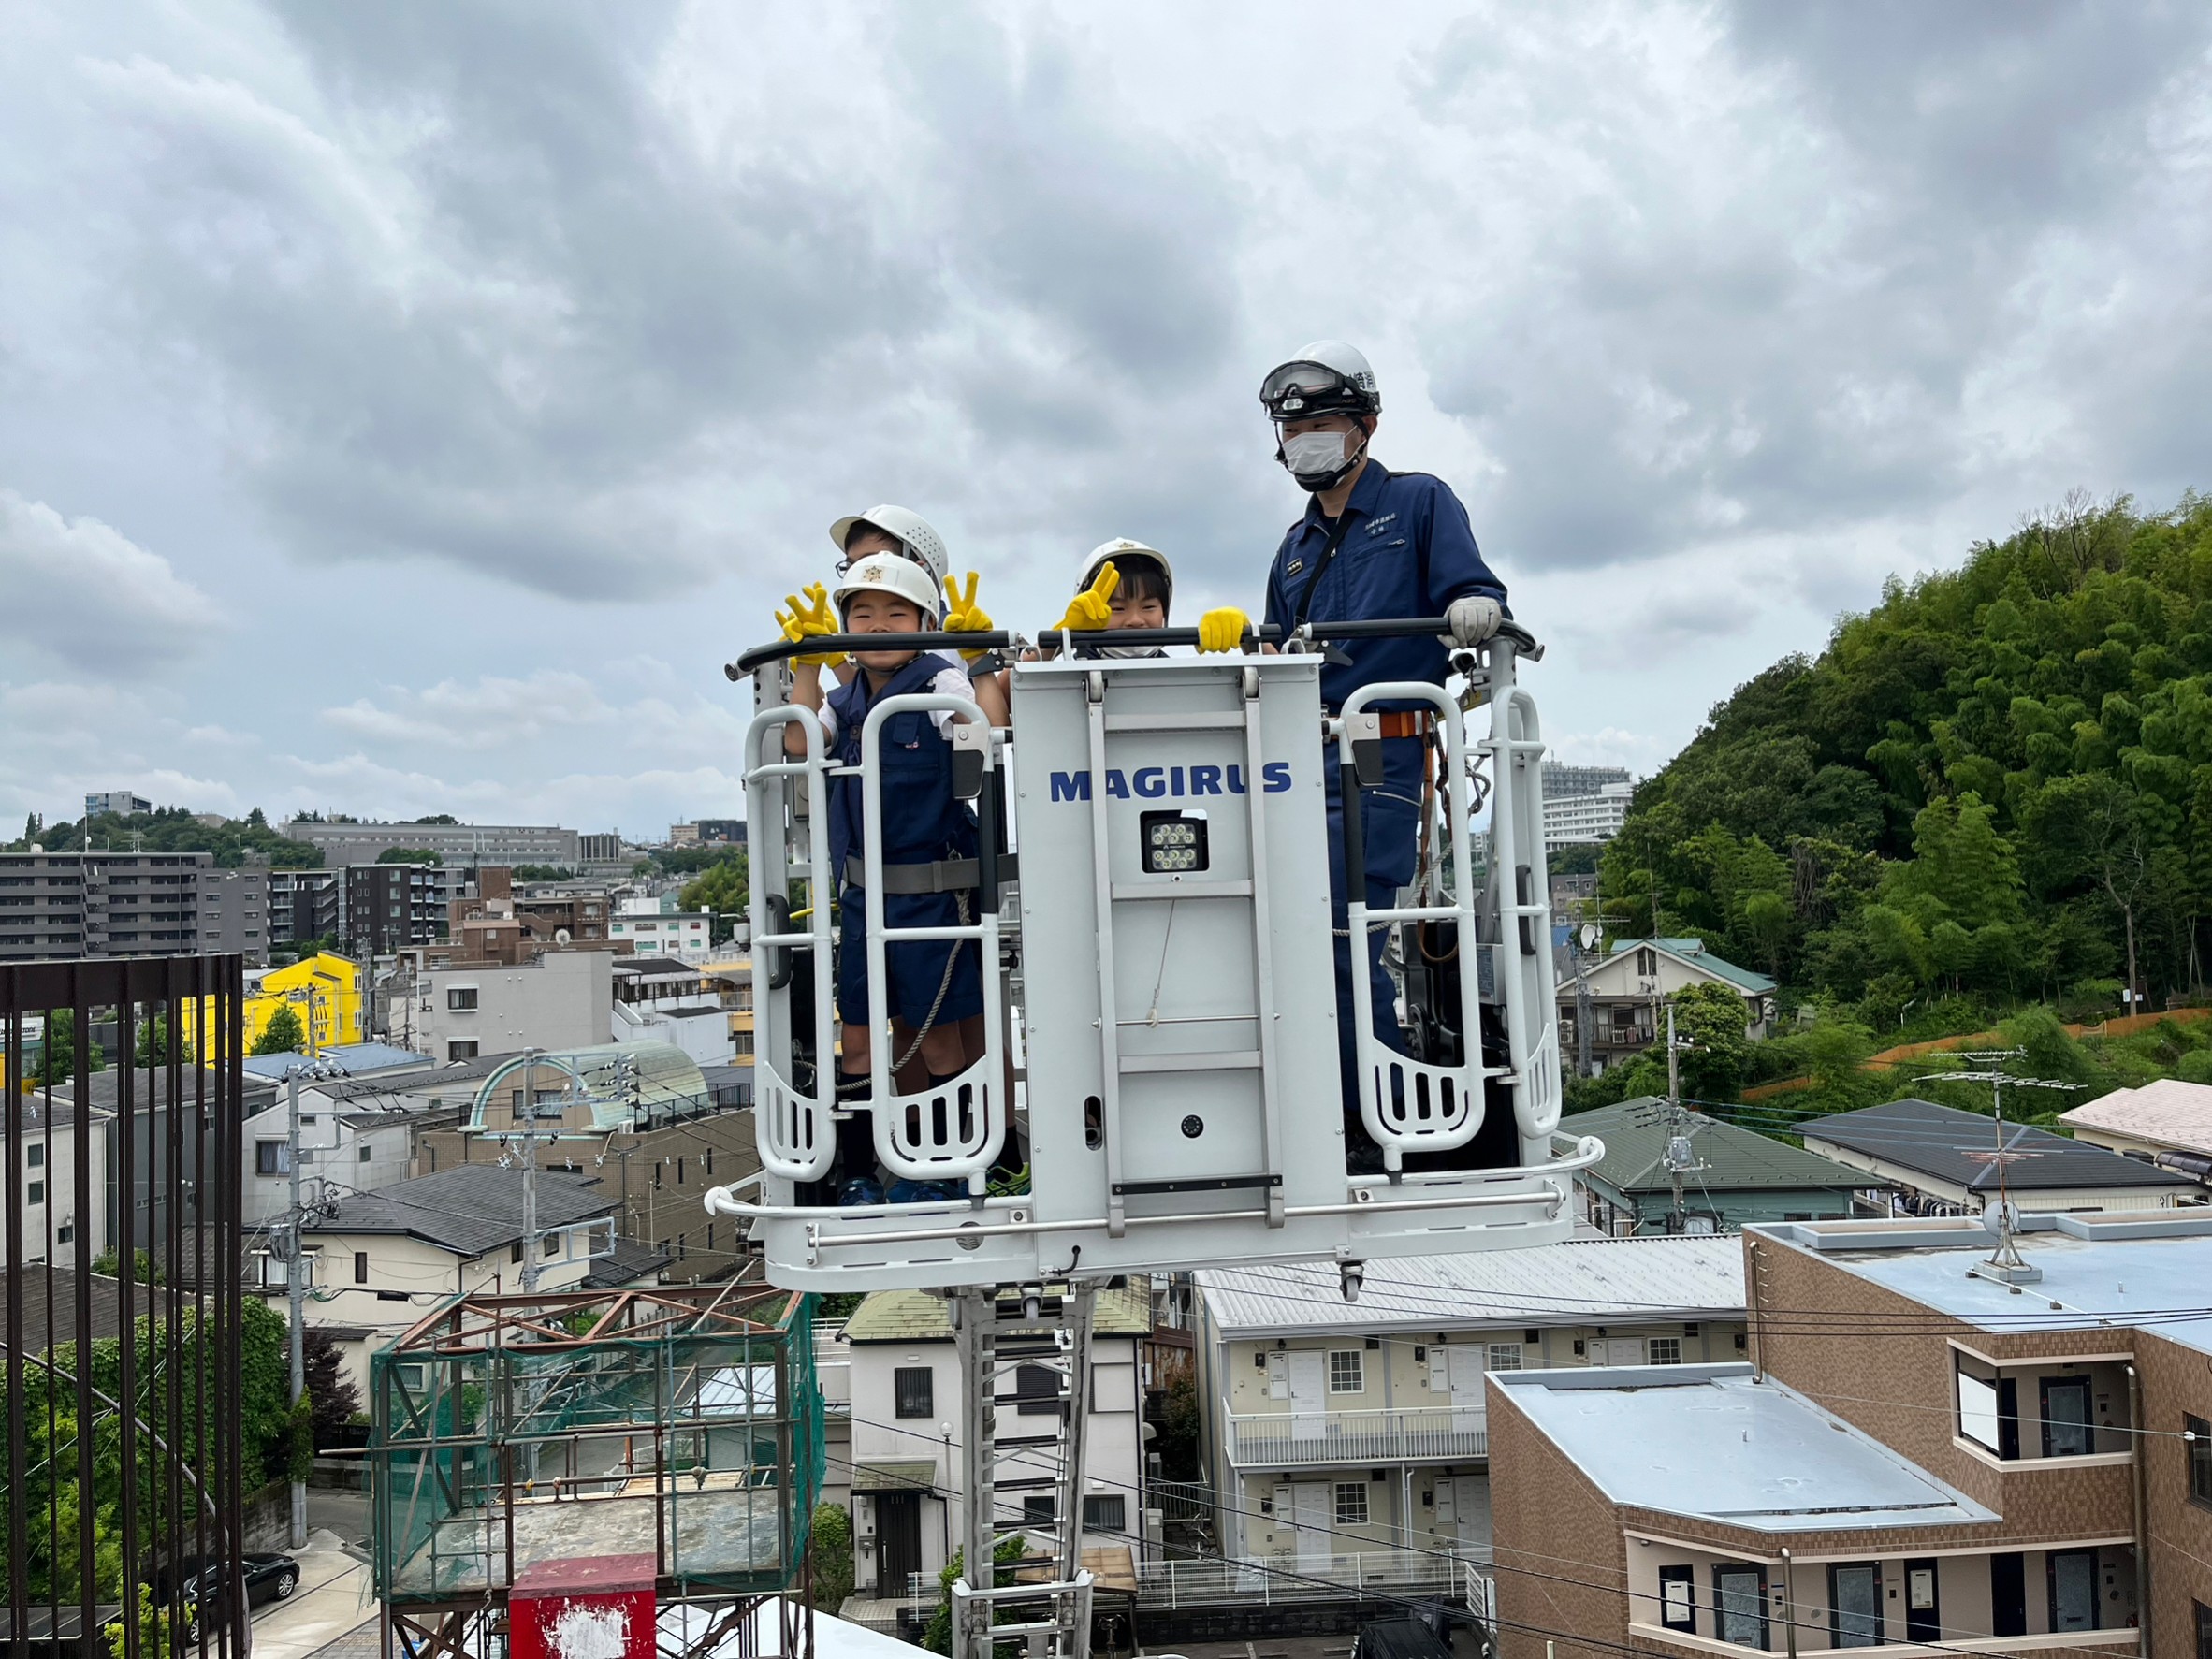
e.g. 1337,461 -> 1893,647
1077,537 -> 1174,600
1259,341 -> 1381,419
830,504 -> 949,587
833,553 -> 942,628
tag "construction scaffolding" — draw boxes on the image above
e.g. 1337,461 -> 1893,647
369,1280 -> 823,1659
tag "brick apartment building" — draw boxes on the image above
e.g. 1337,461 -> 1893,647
1488,1211 -> 2212,1655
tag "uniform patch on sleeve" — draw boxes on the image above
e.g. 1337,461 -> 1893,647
1287,559 -> 1303,575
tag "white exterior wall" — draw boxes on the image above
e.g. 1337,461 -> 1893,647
1542,782 -> 1632,849
847,1333 -> 1146,1596
609,910 -> 716,963
5,1118 -> 107,1269
266,1224 -> 603,1399
415,950 -> 612,1061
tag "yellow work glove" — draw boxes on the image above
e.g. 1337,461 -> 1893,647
1050,562 -> 1118,633
1197,605 -> 1251,653
943,571 -> 995,661
775,581 -> 846,668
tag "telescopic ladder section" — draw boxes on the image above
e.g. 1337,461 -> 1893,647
1085,665 -> 1287,1237
952,1286 -> 1097,1659
745,705 -> 838,1184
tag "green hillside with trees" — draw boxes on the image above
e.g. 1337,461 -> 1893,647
8,805 -> 321,866
1589,491 -> 2212,1115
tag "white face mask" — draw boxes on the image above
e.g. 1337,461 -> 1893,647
1281,430 -> 1349,474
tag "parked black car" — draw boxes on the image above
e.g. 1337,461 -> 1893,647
163,1556 -> 300,1645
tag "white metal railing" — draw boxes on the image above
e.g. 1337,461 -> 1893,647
1223,1402 -> 1488,1465
1136,1551 -> 1490,1610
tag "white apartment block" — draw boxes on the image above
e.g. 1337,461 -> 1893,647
1193,1237 -> 1747,1571
1542,780 -> 1633,848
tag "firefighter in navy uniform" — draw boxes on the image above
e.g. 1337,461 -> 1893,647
1212,341 -> 1510,1170
779,549 -> 985,1205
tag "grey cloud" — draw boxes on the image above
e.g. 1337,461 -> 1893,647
0,489 -> 222,674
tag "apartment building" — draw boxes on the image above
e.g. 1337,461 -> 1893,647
612,956 -> 734,1065
0,851 -> 211,961
405,949 -> 612,1060
844,1286 -> 1152,1609
608,898 -> 716,963
1490,1211 -> 2212,1656
196,867 -> 271,964
84,791 -> 153,819
283,819 -> 583,867
1193,1237 -> 1746,1572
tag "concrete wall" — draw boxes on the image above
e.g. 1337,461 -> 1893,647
415,950 -> 611,1059
2135,1324 -> 2212,1659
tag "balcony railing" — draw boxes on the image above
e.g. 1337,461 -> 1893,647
1223,1402 -> 1487,1465
1137,1552 -> 1493,1615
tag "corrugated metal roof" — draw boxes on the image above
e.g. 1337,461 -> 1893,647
2061,1079 -> 2212,1157
1569,1098 -> 1869,1194
844,1283 -> 1153,1343
1195,1234 -> 1745,1336
303,1164 -> 616,1255
1803,1098 -> 2197,1192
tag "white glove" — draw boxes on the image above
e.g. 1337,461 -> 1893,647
1445,594 -> 1503,646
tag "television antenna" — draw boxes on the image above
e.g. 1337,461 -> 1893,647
1916,1048 -> 2088,1287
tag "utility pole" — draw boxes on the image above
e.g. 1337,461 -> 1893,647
284,1064 -> 308,1550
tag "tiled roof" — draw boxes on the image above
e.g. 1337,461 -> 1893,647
1801,1098 -> 2198,1192
302,1164 -> 615,1255
2060,1079 -> 2212,1157
1567,1098 -> 1869,1194
844,1283 -> 1153,1342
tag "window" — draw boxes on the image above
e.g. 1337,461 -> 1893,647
27,1145 -> 42,1168
2195,1600 -> 2212,1659
57,1223 -> 72,1244
1023,1495 -> 1055,1525
256,1142 -> 289,1176
447,1041 -> 479,1061
359,1143 -> 373,1162
2189,1414 -> 2212,1508
1486,1343 -> 1523,1373
1016,1363 -> 1060,1416
1958,1364 -> 2003,1452
27,1182 -> 44,1205
511,1242 -> 525,1264
377,1290 -> 408,1302
544,1234 -> 559,1258
1329,1349 -> 1364,1393
1657,1564 -> 1695,1634
735,1031 -> 755,1057
1082,1494 -> 1126,1532
1636,948 -> 1658,977
355,1252 -> 370,1284
1332,1482 -> 1369,1526
1648,1338 -> 1682,1365
894,1367 -> 934,1419
447,987 -> 478,1011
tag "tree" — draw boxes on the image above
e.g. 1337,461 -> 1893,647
134,1014 -> 192,1067
921,1536 -> 1028,1655
682,856 -> 749,941
376,848 -> 442,866
302,1325 -> 362,1447
253,1004 -> 306,1056
1666,982 -> 1754,1103
37,1008 -> 106,1085
811,1504 -> 855,1611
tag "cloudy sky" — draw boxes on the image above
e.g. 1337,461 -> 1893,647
3,3 -> 2207,838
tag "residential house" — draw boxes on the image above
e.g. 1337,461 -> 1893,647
258,1163 -> 627,1397
409,1041 -> 759,1286
1490,1210 -> 2212,1655
613,956 -> 735,1065
1800,1097 -> 2203,1216
1192,1236 -> 1746,1575
1566,1098 -> 1877,1235
1555,939 -> 1777,1073
843,1285 -> 1152,1609
701,956 -> 756,1084
2060,1078 -> 2212,1176
1,1098 -> 109,1270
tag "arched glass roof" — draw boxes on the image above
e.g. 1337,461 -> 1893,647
465,1041 -> 711,1132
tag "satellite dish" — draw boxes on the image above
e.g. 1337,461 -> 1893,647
555,927 -> 573,944
1578,924 -> 1601,950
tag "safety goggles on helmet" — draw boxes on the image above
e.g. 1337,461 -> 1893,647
1259,359 -> 1377,421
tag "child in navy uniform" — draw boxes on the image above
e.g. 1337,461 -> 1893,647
1034,537 -> 1177,661
781,541 -> 983,1206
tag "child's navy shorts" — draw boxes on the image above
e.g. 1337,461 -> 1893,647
836,885 -> 986,1032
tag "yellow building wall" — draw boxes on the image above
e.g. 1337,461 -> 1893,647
196,953 -> 364,1053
